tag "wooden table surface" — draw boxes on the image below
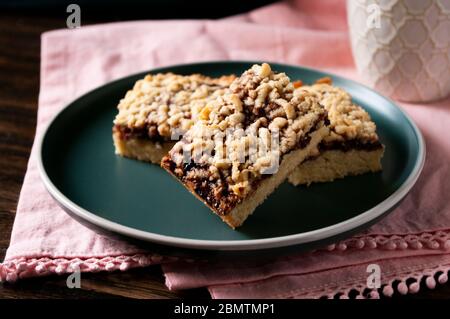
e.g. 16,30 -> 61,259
0,7 -> 449,299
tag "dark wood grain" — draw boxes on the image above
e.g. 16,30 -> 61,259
0,8 -> 450,299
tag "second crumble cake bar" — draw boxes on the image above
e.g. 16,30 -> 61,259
161,63 -> 329,228
113,73 -> 235,163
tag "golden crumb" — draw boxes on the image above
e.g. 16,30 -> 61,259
113,73 -> 235,141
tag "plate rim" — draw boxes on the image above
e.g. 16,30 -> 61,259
37,60 -> 426,251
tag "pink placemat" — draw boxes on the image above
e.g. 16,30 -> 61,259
2,0 -> 450,298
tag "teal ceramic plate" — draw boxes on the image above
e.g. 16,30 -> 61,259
38,61 -> 425,252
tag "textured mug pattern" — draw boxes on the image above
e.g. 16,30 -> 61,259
347,0 -> 450,102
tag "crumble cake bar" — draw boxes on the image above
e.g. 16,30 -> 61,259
161,64 -> 329,228
113,73 -> 235,163
288,81 -> 384,186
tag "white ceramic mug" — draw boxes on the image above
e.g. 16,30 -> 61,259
347,0 -> 450,102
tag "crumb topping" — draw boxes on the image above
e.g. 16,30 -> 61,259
296,83 -> 380,145
114,73 -> 235,141
162,64 -> 325,208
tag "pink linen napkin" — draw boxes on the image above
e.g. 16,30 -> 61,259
1,0 -> 450,298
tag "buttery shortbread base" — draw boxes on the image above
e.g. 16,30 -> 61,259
288,147 -> 384,186
113,130 -> 174,164
222,126 -> 329,228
